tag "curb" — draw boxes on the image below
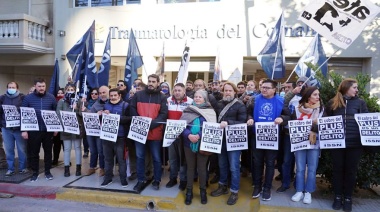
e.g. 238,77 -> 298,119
0,183 -> 59,199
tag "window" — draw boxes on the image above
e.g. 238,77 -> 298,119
74,0 -> 140,7
162,0 -> 219,4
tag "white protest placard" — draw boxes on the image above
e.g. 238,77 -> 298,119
82,112 -> 101,136
255,122 -> 279,150
100,113 -> 121,142
162,119 -> 187,147
20,107 -> 39,131
2,105 -> 20,128
41,110 -> 63,132
127,116 -> 152,144
298,0 -> 380,49
318,115 -> 345,149
225,124 -> 248,151
355,113 -> 380,146
289,119 -> 313,152
60,111 -> 80,135
200,122 -> 223,154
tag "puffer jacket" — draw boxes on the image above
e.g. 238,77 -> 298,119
326,96 -> 368,148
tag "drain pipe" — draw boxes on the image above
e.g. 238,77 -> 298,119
146,200 -> 157,211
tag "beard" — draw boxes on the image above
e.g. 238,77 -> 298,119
222,96 -> 234,102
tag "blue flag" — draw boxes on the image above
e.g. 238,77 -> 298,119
257,13 -> 285,79
48,59 -> 60,95
98,30 -> 111,87
85,30 -> 98,89
293,34 -> 328,87
124,29 -> 143,93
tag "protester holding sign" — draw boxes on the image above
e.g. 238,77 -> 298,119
247,79 -> 289,201
21,78 -> 57,182
56,84 -> 84,177
181,90 -> 216,205
210,82 -> 247,205
289,87 -> 325,204
326,78 -> 368,211
130,74 -> 168,192
0,81 -> 27,177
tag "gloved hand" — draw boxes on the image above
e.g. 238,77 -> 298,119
309,131 -> 317,145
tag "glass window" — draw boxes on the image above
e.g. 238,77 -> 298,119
74,0 -> 140,7
163,0 -> 219,3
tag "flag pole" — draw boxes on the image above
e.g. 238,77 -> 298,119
301,48 -> 340,87
271,12 -> 283,80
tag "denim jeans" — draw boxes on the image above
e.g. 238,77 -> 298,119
168,138 -> 186,181
252,136 -> 278,189
63,139 -> 82,166
102,137 -> 126,181
87,135 -> 104,169
135,140 -> 162,182
2,128 -> 27,171
218,142 -> 241,193
281,134 -> 295,188
294,148 -> 320,193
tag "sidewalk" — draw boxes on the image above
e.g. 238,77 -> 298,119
1,150 -> 379,211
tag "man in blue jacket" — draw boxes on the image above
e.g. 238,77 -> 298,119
21,78 -> 57,182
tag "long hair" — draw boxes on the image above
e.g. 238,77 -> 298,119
299,86 -> 323,110
331,78 -> 357,110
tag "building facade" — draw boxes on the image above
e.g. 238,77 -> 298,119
0,0 -> 379,96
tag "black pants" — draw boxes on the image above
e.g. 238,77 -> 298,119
103,137 -> 126,181
331,148 -> 363,197
184,147 -> 208,190
52,133 -> 63,162
28,131 -> 53,174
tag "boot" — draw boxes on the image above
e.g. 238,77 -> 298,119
200,188 -> 207,204
64,166 -> 70,177
185,188 -> 193,205
75,165 -> 81,176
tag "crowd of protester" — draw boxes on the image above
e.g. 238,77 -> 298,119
0,74 -> 369,211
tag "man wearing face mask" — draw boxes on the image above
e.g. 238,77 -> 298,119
21,78 -> 57,182
0,82 -> 27,177
160,82 -> 171,98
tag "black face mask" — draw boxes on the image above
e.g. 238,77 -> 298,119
64,92 -> 75,102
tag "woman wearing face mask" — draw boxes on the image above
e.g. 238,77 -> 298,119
52,88 -> 65,166
160,82 -> 171,98
279,87 -> 286,97
240,80 -> 258,106
56,84 -> 84,177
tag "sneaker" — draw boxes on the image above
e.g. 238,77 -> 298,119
83,152 -> 89,158
262,188 -> 271,201
178,181 -> 187,191
19,169 -> 29,174
45,172 -> 54,180
166,178 -> 177,188
100,179 -> 112,187
252,186 -> 262,199
133,181 -> 145,193
332,195 -> 343,210
121,179 -> 128,188
343,197 -> 352,212
276,186 -> 289,193
303,192 -> 312,204
210,175 -> 219,184
30,173 -> 39,182
291,192 -> 304,202
152,180 -> 160,190
5,170 -> 14,177
99,168 -> 105,177
210,184 -> 228,197
128,172 -> 137,181
227,192 -> 239,205
86,168 -> 96,176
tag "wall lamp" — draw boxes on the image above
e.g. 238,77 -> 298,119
59,30 -> 66,37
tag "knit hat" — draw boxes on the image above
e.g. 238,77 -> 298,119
194,90 -> 209,103
160,82 -> 170,89
296,76 -> 311,86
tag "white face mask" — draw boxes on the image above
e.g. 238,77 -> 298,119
280,91 -> 285,97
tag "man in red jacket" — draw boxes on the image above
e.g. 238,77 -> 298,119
130,74 -> 168,192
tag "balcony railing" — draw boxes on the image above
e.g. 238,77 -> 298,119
0,14 -> 53,53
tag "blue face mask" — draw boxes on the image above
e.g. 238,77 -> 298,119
7,89 -> 17,95
246,90 -> 254,95
162,88 -> 169,94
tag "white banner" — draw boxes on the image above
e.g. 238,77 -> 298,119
82,112 -> 101,136
20,107 -> 39,131
100,113 -> 121,142
41,110 -> 63,132
355,113 -> 380,146
162,119 -> 187,147
318,115 -> 345,149
255,122 -> 279,150
60,111 -> 80,135
200,122 -> 223,154
298,0 -> 380,49
225,124 -> 248,151
2,105 -> 20,128
289,119 -> 312,152
127,116 -> 152,144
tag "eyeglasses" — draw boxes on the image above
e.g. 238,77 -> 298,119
91,93 -> 98,95
117,84 -> 124,86
261,86 -> 274,90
